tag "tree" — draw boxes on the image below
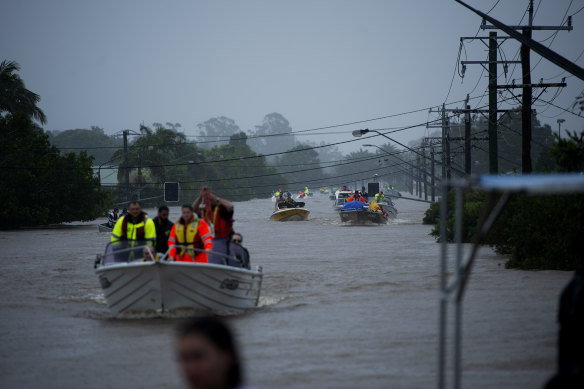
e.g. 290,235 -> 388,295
229,131 -> 247,146
197,116 -> 241,149
247,113 -> 296,159
275,144 -> 323,189
48,126 -> 122,165
0,60 -> 46,124
0,113 -> 108,228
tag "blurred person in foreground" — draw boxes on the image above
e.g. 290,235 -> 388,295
176,316 -> 255,389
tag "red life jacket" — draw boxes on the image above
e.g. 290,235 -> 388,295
212,205 -> 233,239
121,213 -> 146,240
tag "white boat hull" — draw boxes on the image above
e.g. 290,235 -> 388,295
98,223 -> 112,233
96,261 -> 263,314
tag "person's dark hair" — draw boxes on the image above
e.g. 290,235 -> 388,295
232,232 -> 243,241
182,204 -> 193,211
158,205 -> 169,212
177,316 -> 242,387
129,200 -> 141,207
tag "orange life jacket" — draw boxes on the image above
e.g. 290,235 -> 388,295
168,217 -> 213,263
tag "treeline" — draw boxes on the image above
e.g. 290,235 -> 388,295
48,116 -> 415,205
423,130 -> 584,270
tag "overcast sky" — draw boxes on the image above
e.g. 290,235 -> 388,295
1,0 -> 582,153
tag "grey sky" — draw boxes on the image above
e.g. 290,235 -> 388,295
1,0 -> 582,154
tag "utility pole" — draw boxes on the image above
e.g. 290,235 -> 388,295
431,147 -> 436,202
488,31 -> 498,174
460,34 -> 519,174
478,0 -> 573,173
123,129 -> 130,202
422,143 -> 427,201
465,103 -> 472,176
441,104 -> 447,180
521,1 -> 534,173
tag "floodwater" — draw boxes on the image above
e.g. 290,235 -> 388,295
0,195 -> 572,388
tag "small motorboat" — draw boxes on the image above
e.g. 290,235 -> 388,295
94,242 -> 263,315
98,223 -> 113,233
339,200 -> 389,225
270,202 -> 309,221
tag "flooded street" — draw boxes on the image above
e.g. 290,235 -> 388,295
0,195 -> 572,388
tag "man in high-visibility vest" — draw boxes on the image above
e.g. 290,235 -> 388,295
374,191 -> 386,203
168,204 -> 213,263
111,201 -> 156,245
110,201 -> 156,262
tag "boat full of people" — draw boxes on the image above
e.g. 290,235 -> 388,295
94,242 -> 262,314
271,192 -> 309,221
339,199 -> 389,225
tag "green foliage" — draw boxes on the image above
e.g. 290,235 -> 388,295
48,126 -> 121,165
486,194 -> 584,270
550,131 -> 584,172
0,113 -> 109,228
0,60 -> 46,124
425,130 -> 584,270
426,189 -> 486,242
275,143 -> 322,190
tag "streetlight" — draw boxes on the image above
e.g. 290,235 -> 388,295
353,128 -> 428,160
557,119 -> 565,140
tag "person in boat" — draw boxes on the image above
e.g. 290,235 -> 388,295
111,201 -> 156,245
168,204 -> 213,263
375,191 -> 386,203
176,316 -> 248,389
107,207 -> 119,228
228,232 -> 250,269
193,187 -> 234,265
275,192 -> 286,210
110,201 -> 156,261
348,190 -> 366,203
153,205 -> 173,254
361,186 -> 368,202
285,193 -> 297,208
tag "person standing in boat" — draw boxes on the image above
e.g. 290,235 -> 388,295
168,204 -> 213,263
153,205 -> 173,254
110,201 -> 156,246
193,187 -> 234,265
